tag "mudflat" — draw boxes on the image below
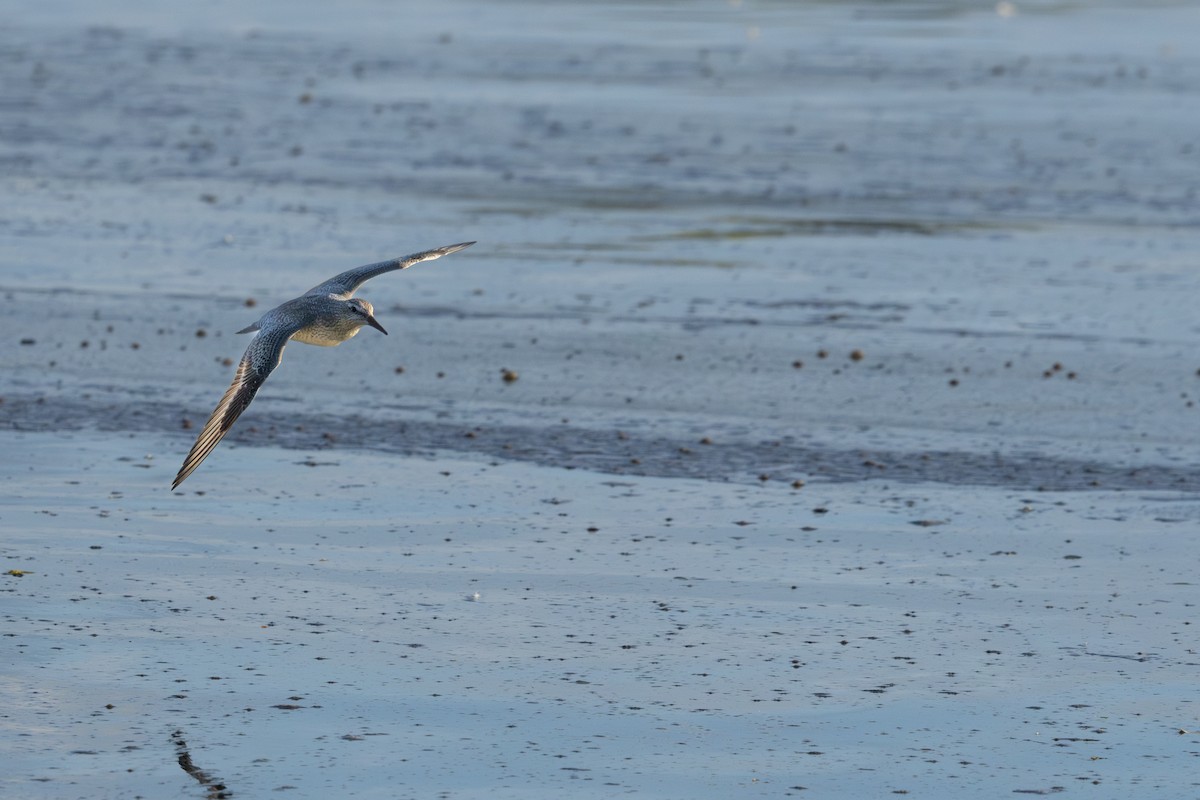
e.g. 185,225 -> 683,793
3,1 -> 1200,796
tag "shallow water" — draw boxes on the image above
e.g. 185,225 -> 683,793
2,0 -> 1200,797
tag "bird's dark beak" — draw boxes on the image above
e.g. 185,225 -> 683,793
366,314 -> 388,335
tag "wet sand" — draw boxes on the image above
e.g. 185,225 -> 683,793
3,0 -> 1200,797
6,430 -> 1200,797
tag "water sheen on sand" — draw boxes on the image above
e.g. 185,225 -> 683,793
2,1 -> 1200,797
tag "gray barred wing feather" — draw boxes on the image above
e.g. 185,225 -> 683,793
305,241 -> 475,298
172,329 -> 290,489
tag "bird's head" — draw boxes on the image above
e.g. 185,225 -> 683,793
346,298 -> 387,335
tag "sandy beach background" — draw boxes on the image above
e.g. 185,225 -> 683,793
3,0 -> 1200,796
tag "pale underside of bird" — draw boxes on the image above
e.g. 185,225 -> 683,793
171,241 -> 475,490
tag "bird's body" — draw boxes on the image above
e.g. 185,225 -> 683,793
246,295 -> 368,347
172,241 -> 475,489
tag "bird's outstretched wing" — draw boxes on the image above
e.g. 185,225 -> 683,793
306,241 -> 475,298
172,329 -> 291,489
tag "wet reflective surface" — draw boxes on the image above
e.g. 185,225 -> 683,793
3,0 -> 1200,796
6,433 -> 1200,797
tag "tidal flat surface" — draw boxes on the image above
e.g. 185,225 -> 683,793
2,0 -> 1200,797
5,431 -> 1200,798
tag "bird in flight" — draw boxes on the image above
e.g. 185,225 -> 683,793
172,241 -> 475,489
